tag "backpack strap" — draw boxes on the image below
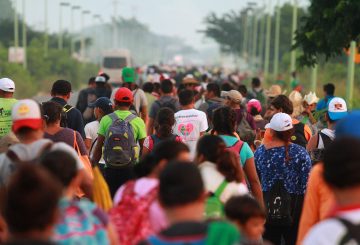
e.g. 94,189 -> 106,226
108,112 -> 119,122
319,132 -> 333,148
229,140 -> 244,154
336,217 -> 360,245
63,104 -> 74,113
124,113 -> 137,123
214,180 -> 228,198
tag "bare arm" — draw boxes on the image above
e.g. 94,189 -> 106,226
307,134 -> 318,152
107,223 -> 119,245
79,169 -> 93,200
140,105 -> 148,125
84,138 -> 92,152
147,118 -> 155,136
244,157 -> 264,205
91,135 -> 105,166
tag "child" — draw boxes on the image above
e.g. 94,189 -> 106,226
225,195 -> 266,244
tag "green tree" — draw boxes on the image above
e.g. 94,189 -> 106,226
294,0 -> 360,67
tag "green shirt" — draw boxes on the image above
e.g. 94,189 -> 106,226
98,110 -> 146,141
0,98 -> 17,138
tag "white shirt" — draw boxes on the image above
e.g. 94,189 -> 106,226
84,120 -> 105,164
304,209 -> 360,245
199,161 -> 248,203
173,109 -> 208,160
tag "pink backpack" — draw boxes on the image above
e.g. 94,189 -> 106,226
109,181 -> 158,245
227,140 -> 244,165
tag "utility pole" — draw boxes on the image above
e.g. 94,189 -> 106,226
290,0 -> 298,73
14,0 -> 19,58
81,10 -> 90,60
346,41 -> 356,109
251,14 -> 258,72
258,7 -> 266,71
113,0 -> 119,49
22,0 -> 26,69
263,0 -> 272,84
273,2 -> 281,78
242,11 -> 248,59
59,2 -> 70,50
71,5 -> 81,55
44,0 -> 48,57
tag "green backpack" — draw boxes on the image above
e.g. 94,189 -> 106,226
205,180 -> 228,219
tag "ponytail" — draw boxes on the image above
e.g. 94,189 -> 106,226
155,108 -> 175,139
274,128 -> 295,163
216,148 -> 244,183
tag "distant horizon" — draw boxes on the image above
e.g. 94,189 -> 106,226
15,0 -> 309,51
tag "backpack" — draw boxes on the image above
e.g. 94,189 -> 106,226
336,217 -> 360,245
60,104 -> 74,128
109,181 -> 158,245
205,180 -> 228,219
154,98 -> 178,113
263,180 -> 293,226
82,92 -> 98,123
226,140 -> 244,166
149,134 -> 178,152
310,132 -> 333,165
236,112 -> 256,145
291,123 -> 308,149
103,113 -> 138,169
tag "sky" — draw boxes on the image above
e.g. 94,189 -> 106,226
17,0 -> 309,50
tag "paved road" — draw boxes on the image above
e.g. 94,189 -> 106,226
33,91 -> 79,106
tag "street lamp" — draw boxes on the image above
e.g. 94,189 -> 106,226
59,2 -> 70,50
70,5 -> 81,55
81,10 -> 91,59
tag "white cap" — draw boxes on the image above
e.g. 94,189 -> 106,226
95,76 -> 106,83
328,97 -> 348,121
0,78 -> 15,92
11,99 -> 43,133
265,113 -> 293,132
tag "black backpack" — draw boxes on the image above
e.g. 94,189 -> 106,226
291,123 -> 308,149
154,99 -> 178,113
310,132 -> 333,165
60,104 -> 74,128
263,180 -> 293,226
336,218 -> 360,245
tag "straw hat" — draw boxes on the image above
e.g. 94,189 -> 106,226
266,85 -> 282,98
289,90 -> 304,118
303,92 -> 320,105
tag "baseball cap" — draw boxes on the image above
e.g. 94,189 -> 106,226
265,113 -> 293,132
51,80 -> 72,96
328,97 -> 348,121
114,87 -> 133,103
0,78 -> 15,92
95,76 -> 106,83
122,67 -> 137,83
247,99 -> 262,113
89,97 -> 113,114
335,111 -> 360,139
222,90 -> 243,104
12,99 -> 43,133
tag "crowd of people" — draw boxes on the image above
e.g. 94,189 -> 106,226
0,65 -> 358,245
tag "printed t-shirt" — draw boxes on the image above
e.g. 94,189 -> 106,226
173,109 -> 208,159
254,144 -> 311,194
199,161 -> 248,203
98,110 -> 146,141
54,198 -> 109,244
219,135 -> 254,167
303,207 -> 360,245
139,221 -> 241,245
0,98 -> 17,138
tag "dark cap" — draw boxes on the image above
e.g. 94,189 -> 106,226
51,80 -> 72,96
89,97 -> 113,114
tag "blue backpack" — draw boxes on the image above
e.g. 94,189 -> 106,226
103,113 -> 138,169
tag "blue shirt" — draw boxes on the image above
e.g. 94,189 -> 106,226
254,144 -> 311,195
316,95 -> 335,111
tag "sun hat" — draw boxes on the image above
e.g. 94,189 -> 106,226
266,85 -> 282,98
12,99 -> 43,133
303,92 -> 319,105
114,87 -> 133,103
265,113 -> 293,132
182,75 -> 199,85
327,97 -> 348,121
0,78 -> 15,92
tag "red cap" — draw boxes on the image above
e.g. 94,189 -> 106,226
115,87 -> 133,103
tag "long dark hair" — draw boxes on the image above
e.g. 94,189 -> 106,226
212,106 -> 237,136
273,128 -> 295,162
154,108 -> 175,139
197,135 -> 243,183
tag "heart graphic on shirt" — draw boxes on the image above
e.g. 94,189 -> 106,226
178,123 -> 194,136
